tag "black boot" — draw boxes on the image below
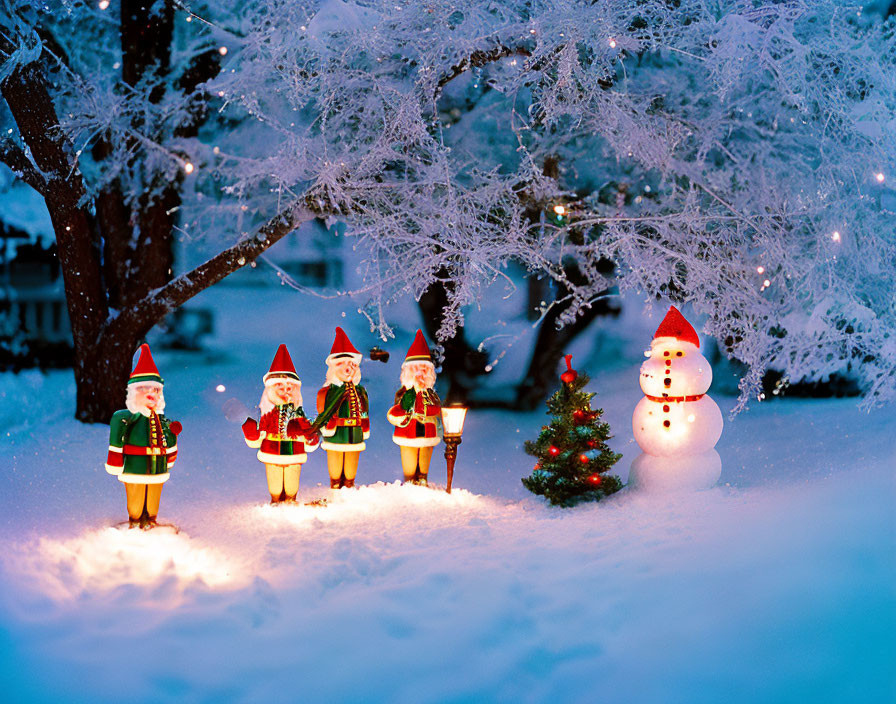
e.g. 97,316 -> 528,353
330,477 -> 342,489
343,477 -> 355,489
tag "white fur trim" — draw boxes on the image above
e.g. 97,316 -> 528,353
387,409 -> 409,426
263,373 -> 301,386
118,473 -> 170,485
326,352 -> 362,365
392,436 -> 441,448
257,450 -> 307,464
321,440 -> 366,452
363,431 -> 370,440
321,426 -> 336,437
244,436 -> 264,449
105,464 -> 124,476
305,441 -> 319,453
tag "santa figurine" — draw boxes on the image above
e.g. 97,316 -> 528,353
105,344 -> 182,529
242,344 -> 319,503
315,327 -> 370,489
387,329 -> 442,486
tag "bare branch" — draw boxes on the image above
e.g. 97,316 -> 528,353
0,138 -> 48,194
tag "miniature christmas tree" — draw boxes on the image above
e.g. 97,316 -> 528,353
523,356 -> 623,507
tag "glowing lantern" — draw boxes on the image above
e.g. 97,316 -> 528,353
440,405 -> 467,494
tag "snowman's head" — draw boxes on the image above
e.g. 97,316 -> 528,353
639,337 -> 713,397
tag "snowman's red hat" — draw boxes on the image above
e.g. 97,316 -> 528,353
128,344 -> 163,387
653,306 -> 700,348
263,344 -> 301,386
326,327 -> 362,364
402,329 -> 434,367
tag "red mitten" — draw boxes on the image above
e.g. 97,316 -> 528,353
242,417 -> 261,441
286,417 -> 311,437
169,421 -> 183,436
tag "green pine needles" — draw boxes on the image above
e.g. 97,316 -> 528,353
523,364 -> 623,507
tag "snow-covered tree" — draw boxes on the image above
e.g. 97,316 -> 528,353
2,0 -> 894,421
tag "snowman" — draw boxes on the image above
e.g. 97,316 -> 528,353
629,306 -> 723,491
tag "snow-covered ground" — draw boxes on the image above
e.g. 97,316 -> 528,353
1,286 -> 894,703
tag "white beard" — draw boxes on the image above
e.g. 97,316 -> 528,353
325,364 -> 361,386
259,386 -> 303,414
125,387 -> 165,415
400,362 -> 435,391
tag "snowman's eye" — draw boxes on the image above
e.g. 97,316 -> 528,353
676,351 -> 683,357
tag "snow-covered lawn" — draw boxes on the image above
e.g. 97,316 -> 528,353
1,289 -> 893,702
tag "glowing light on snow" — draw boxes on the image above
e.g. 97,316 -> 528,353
756,266 -> 765,274
608,37 -> 617,48
553,204 -> 567,216
184,162 -> 195,174
19,528 -> 245,602
762,279 -> 771,288
218,46 -> 228,56
832,231 -> 841,242
98,0 -> 109,9
249,482 -> 483,527
216,384 -> 226,392
875,172 -> 885,183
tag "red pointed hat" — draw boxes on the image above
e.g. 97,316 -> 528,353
129,344 -> 163,386
326,327 -> 362,364
653,305 -> 700,348
403,329 -> 433,365
263,344 -> 301,385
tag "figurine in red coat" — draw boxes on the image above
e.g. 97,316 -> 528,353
387,330 -> 442,485
242,345 -> 319,503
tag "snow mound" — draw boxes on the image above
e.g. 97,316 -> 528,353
245,481 -> 487,527
7,528 -> 248,604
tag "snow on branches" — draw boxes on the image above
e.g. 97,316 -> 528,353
2,0 -> 894,410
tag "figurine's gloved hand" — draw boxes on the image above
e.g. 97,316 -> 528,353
242,417 -> 261,441
286,417 -> 312,438
169,421 -> 183,436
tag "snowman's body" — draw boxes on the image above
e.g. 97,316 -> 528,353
632,339 -> 723,457
629,309 -> 723,491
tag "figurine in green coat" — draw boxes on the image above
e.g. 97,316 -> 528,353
315,327 -> 370,489
105,344 -> 182,528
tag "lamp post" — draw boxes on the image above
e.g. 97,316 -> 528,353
440,405 -> 467,494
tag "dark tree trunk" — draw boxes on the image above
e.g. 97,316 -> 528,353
418,277 -> 489,404
515,281 -> 619,410
74,320 -> 152,422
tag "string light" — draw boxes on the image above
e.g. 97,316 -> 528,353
98,0 -> 109,9
875,172 -> 885,183
832,231 -> 841,242
608,38 -> 617,48
218,46 -> 228,56
215,384 -> 226,392
184,162 -> 195,174
756,266 -> 765,274
553,204 -> 567,216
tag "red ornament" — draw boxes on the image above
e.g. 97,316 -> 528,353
560,354 -> 578,384
573,409 -> 585,424
549,446 -> 560,456
579,453 -> 589,464
587,440 -> 597,448
588,473 -> 602,485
